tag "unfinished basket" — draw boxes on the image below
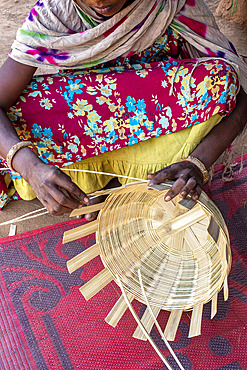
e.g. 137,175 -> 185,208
64,181 -> 231,341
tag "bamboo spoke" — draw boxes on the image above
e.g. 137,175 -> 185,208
164,309 -> 183,341
63,220 -> 98,244
224,276 -> 229,301
79,268 -> 113,301
67,244 -> 100,274
188,304 -> 203,338
211,292 -> 218,319
156,206 -> 206,236
133,306 -> 161,341
105,292 -> 135,327
70,203 -> 105,217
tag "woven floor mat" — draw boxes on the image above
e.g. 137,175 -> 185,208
0,156 -> 247,370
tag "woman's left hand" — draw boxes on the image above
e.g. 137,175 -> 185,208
147,161 -> 204,201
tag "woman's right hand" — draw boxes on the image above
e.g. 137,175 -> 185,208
13,148 -> 89,216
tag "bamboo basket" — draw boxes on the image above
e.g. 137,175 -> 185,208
64,181 -> 231,341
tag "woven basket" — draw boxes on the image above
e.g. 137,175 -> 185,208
64,181 -> 231,340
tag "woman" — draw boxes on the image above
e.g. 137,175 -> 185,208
0,0 -> 246,219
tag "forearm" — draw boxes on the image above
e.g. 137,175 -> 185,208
0,58 -> 39,175
0,107 -> 42,177
191,88 -> 247,169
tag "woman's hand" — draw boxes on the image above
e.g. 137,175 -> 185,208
12,148 -> 89,216
148,87 -> 247,202
148,161 -> 204,201
27,162 -> 89,216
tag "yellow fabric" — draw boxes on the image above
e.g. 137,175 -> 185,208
12,114 -> 222,200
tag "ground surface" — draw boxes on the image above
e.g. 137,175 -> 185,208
0,0 -> 246,237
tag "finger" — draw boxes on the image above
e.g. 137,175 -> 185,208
164,176 -> 188,201
191,185 -> 202,201
47,185 -> 83,210
147,173 -> 154,180
50,170 -> 89,203
42,195 -> 73,216
58,176 -> 89,203
179,177 -> 197,198
148,167 -> 174,185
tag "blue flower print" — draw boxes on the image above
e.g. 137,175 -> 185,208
30,82 -> 38,90
43,127 -> 53,138
68,143 -> 78,153
128,133 -> 139,145
191,113 -> 199,122
87,110 -> 102,124
65,79 -> 83,99
40,98 -> 53,110
134,110 -> 148,122
136,99 -> 146,112
42,83 -> 49,91
100,144 -> 107,153
106,130 -> 118,144
155,128 -> 162,137
129,117 -> 139,131
126,96 -> 136,113
199,92 -> 211,109
159,116 -> 169,129
65,152 -> 72,161
219,91 -> 227,104
31,123 -> 43,138
143,119 -> 154,131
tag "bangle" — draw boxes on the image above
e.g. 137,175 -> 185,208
182,155 -> 209,184
6,141 -> 38,172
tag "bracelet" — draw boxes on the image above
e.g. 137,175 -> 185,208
182,155 -> 209,185
6,141 -> 38,172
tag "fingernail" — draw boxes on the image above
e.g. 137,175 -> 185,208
165,195 -> 171,201
84,197 -> 90,203
180,192 -> 186,197
148,182 -> 154,186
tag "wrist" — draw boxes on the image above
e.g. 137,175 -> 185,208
182,155 -> 209,184
11,147 -> 42,178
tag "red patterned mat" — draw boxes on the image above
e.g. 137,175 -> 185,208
0,156 -> 247,370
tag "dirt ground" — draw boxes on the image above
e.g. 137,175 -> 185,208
0,0 -> 246,237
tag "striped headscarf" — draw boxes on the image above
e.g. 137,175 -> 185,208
10,0 -> 247,90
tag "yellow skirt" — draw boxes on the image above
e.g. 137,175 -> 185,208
12,114 -> 222,199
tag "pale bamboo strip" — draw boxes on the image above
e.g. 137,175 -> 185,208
156,206 -> 206,236
9,224 -> 17,236
63,220 -> 98,244
88,187 -> 126,199
116,275 -> 174,370
184,228 -> 201,249
79,268 -> 113,301
105,292 -> 135,327
224,276 -> 229,301
63,168 -> 148,182
164,309 -> 183,341
211,293 -> 218,319
171,230 -> 185,253
137,270 -> 185,370
88,181 -> 145,199
67,244 -> 100,274
133,306 -> 161,340
70,203 -> 105,217
188,304 -> 203,338
0,208 -> 48,227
